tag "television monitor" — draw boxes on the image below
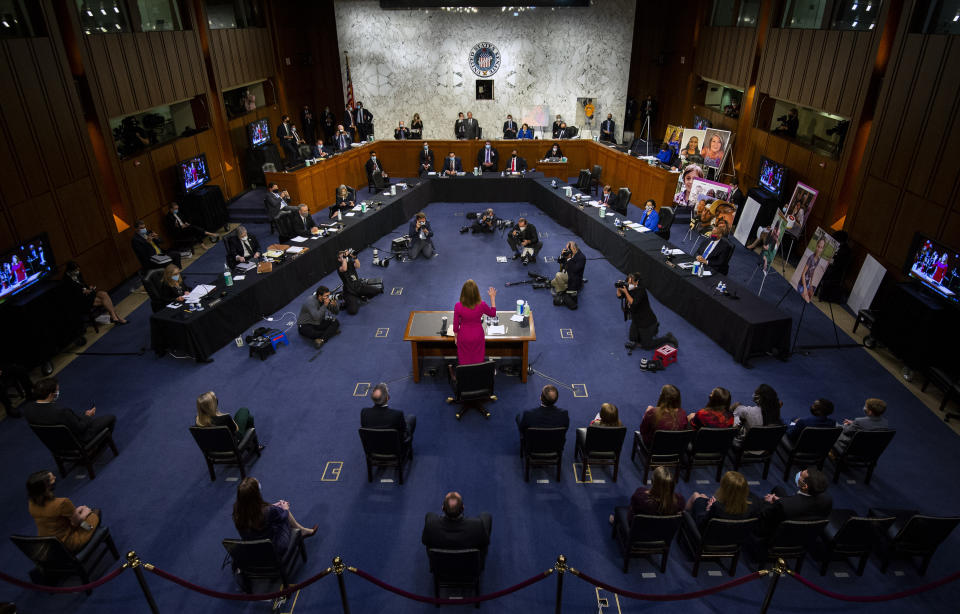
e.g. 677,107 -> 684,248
178,153 -> 211,194
247,118 -> 270,148
905,233 -> 959,304
693,115 -> 712,130
0,232 -> 55,305
757,156 -> 787,199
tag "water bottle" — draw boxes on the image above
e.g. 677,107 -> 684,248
223,264 -> 233,287
599,206 -> 606,218
523,301 -> 531,317
516,299 -> 524,315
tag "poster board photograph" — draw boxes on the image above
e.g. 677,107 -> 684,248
679,128 -> 707,164
790,227 -> 840,303
700,129 -> 731,168
664,125 -> 683,148
688,178 -> 735,232
780,182 -> 819,237
760,215 -> 787,272
672,163 -> 704,206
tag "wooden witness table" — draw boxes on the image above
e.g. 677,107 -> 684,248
403,310 -> 536,383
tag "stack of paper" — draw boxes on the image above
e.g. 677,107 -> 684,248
287,246 -> 306,254
290,236 -> 307,243
486,325 -> 506,335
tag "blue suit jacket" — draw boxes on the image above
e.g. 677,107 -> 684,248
639,209 -> 659,231
517,128 -> 534,139
442,156 -> 463,173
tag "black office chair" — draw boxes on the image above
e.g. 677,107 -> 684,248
611,509 -> 682,573
682,427 -> 737,482
830,429 -> 895,484
221,227 -> 239,269
759,519 -> 830,572
222,533 -> 307,594
655,206 -> 675,240
188,425 -> 261,481
29,424 -> 118,480
298,144 -> 313,159
868,508 -> 960,574
276,210 -> 296,243
358,427 -> 413,484
10,528 -> 120,595
818,509 -> 895,576
369,170 -> 388,193
679,513 -> 758,577
142,268 -> 167,313
575,426 -> 627,482
728,424 -> 788,480
613,187 -> 631,215
446,361 -> 497,420
631,429 -> 695,483
426,548 -> 483,607
776,426 -> 842,481
588,164 -> 602,195
921,367 -> 960,415
520,427 -> 567,482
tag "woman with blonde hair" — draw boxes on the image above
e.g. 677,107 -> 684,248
159,264 -> 189,304
638,384 -> 689,448
685,470 -> 757,528
452,279 -> 497,366
330,184 -> 355,218
195,391 -> 260,449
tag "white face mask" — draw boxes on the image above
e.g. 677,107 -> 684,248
627,284 -> 636,291
371,156 -> 376,161
424,145 -> 429,150
53,389 -> 61,401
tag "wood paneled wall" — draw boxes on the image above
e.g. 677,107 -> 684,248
209,28 -> 274,91
694,26 -> 755,88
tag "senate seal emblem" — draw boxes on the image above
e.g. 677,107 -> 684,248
468,42 -> 501,78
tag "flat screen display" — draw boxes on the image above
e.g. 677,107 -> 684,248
248,118 -> 270,148
758,156 -> 787,199
905,233 -> 959,304
179,154 -> 210,194
0,232 -> 55,305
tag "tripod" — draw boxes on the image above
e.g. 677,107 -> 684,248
639,113 -> 652,156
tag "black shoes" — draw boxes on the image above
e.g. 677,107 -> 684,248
665,333 -> 679,348
459,226 -> 469,234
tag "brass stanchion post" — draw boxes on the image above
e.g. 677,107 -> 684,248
333,556 -> 350,614
126,551 -> 160,614
554,554 -> 567,614
759,558 -> 788,614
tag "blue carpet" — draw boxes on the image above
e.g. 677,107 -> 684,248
1,197 -> 958,613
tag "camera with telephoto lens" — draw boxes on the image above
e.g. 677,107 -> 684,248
496,218 -> 512,230
559,248 -> 572,264
371,248 -> 390,268
339,248 -> 355,263
614,280 -> 627,289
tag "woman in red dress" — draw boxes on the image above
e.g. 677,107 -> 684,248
453,279 -> 497,365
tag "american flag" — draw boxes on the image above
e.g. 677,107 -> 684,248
344,52 -> 355,111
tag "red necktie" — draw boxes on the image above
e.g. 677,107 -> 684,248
511,158 -> 516,171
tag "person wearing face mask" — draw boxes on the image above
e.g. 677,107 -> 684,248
350,102 -> 374,141
599,185 -> 617,210
759,467 -> 832,536
333,124 -> 352,152
394,121 -> 410,140
556,122 -> 570,139
159,263 -> 190,303
165,202 -> 219,249
600,113 -> 616,143
312,137 -> 330,159
410,113 -> 423,139
322,106 -> 336,142
407,212 -> 436,259
442,151 -> 463,176
23,376 -> 116,444
552,115 -> 564,139
27,469 -> 102,552
477,140 -> 499,172
62,261 -> 128,325
544,143 -> 563,160
418,142 -> 435,176
365,151 -> 389,188
517,123 -> 533,139
550,241 -> 585,295
131,219 -> 181,271
639,199 -> 660,232
694,217 -> 734,275
463,111 -> 480,140
504,149 -> 526,173
264,182 -> 292,224
502,114 -> 518,139
454,112 -> 467,140
331,184 -> 356,218
225,225 -> 261,269
618,272 -> 678,351
507,218 -> 540,265
276,114 -> 303,165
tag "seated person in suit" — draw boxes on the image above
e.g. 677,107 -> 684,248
330,185 -> 355,218
264,183 -> 292,224
694,218 -> 734,275
333,124 -> 352,151
23,377 -> 116,444
360,383 -> 415,443
759,467 -> 832,536
502,114 -> 518,139
365,151 -> 389,186
442,151 -> 463,175
292,204 -> 320,238
504,149 -> 526,173
297,285 -> 340,349
27,470 -> 101,552
225,226 -> 261,269
544,143 -> 563,159
131,219 -> 182,270
685,470 -> 759,529
611,466 -> 684,525
62,261 -> 127,325
688,387 -> 735,429
312,137 -> 331,159
195,390 -> 261,449
337,249 -> 381,315
158,264 -> 190,304
407,212 -> 436,259
166,202 -> 219,247
577,402 -> 623,452
394,121 -> 410,140
639,200 -> 660,231
785,398 -> 835,443
461,208 -> 496,234
418,142 -> 435,176
556,122 -> 571,139
421,491 -> 492,564
517,123 -> 534,139
655,143 -> 676,167
516,385 -> 569,446
552,115 -> 564,139
233,477 -> 317,553
599,113 -> 616,142
638,384 -> 688,449
598,185 -> 616,209
507,217 -> 539,264
834,398 -> 889,453
477,141 -> 499,172
550,241 -> 585,295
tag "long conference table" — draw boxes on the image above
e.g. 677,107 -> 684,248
151,167 -> 792,364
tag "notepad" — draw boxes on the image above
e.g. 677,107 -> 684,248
286,246 -> 306,254
486,325 -> 506,335
290,236 -> 307,243
233,275 -> 246,281
510,314 -> 524,323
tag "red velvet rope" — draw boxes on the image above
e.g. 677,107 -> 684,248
147,565 -> 332,601
789,569 -> 960,602
569,568 -> 764,601
349,566 -> 554,605
0,564 -> 126,593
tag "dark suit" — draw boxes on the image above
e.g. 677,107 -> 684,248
165,211 -> 206,245
561,250 -> 586,292
556,127 -> 570,139
695,236 -> 734,275
264,191 -> 291,222
394,127 -> 410,140
516,405 -> 570,434
477,147 -> 499,172
23,400 -> 116,443
598,191 -> 617,209
507,223 -> 539,255
365,158 -> 387,186
418,149 -> 435,176
442,156 -> 463,174
292,212 -> 317,238
312,144 -> 330,158
330,189 -> 355,218
360,404 -> 416,441
454,118 -> 467,139
333,131 -> 352,152
552,121 -> 563,139
276,122 -> 300,162
225,233 -> 261,267
600,118 -> 616,142
464,118 -> 479,140
544,146 -> 563,159
131,232 -> 181,270
504,155 -> 526,173
502,120 -> 518,139
422,512 -> 492,565
349,108 -> 373,140
760,490 -> 833,535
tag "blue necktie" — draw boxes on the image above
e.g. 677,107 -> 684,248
486,150 -> 490,164
703,240 -> 718,259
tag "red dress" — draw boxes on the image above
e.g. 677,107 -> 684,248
453,301 -> 496,365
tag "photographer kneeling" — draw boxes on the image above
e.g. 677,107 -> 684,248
616,273 -> 678,351
460,208 -> 497,234
298,285 -> 340,349
507,218 -> 541,265
338,249 -> 382,315
550,241 -> 586,297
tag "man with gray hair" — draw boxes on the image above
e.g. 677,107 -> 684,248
360,383 -> 416,443
225,225 -> 261,269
